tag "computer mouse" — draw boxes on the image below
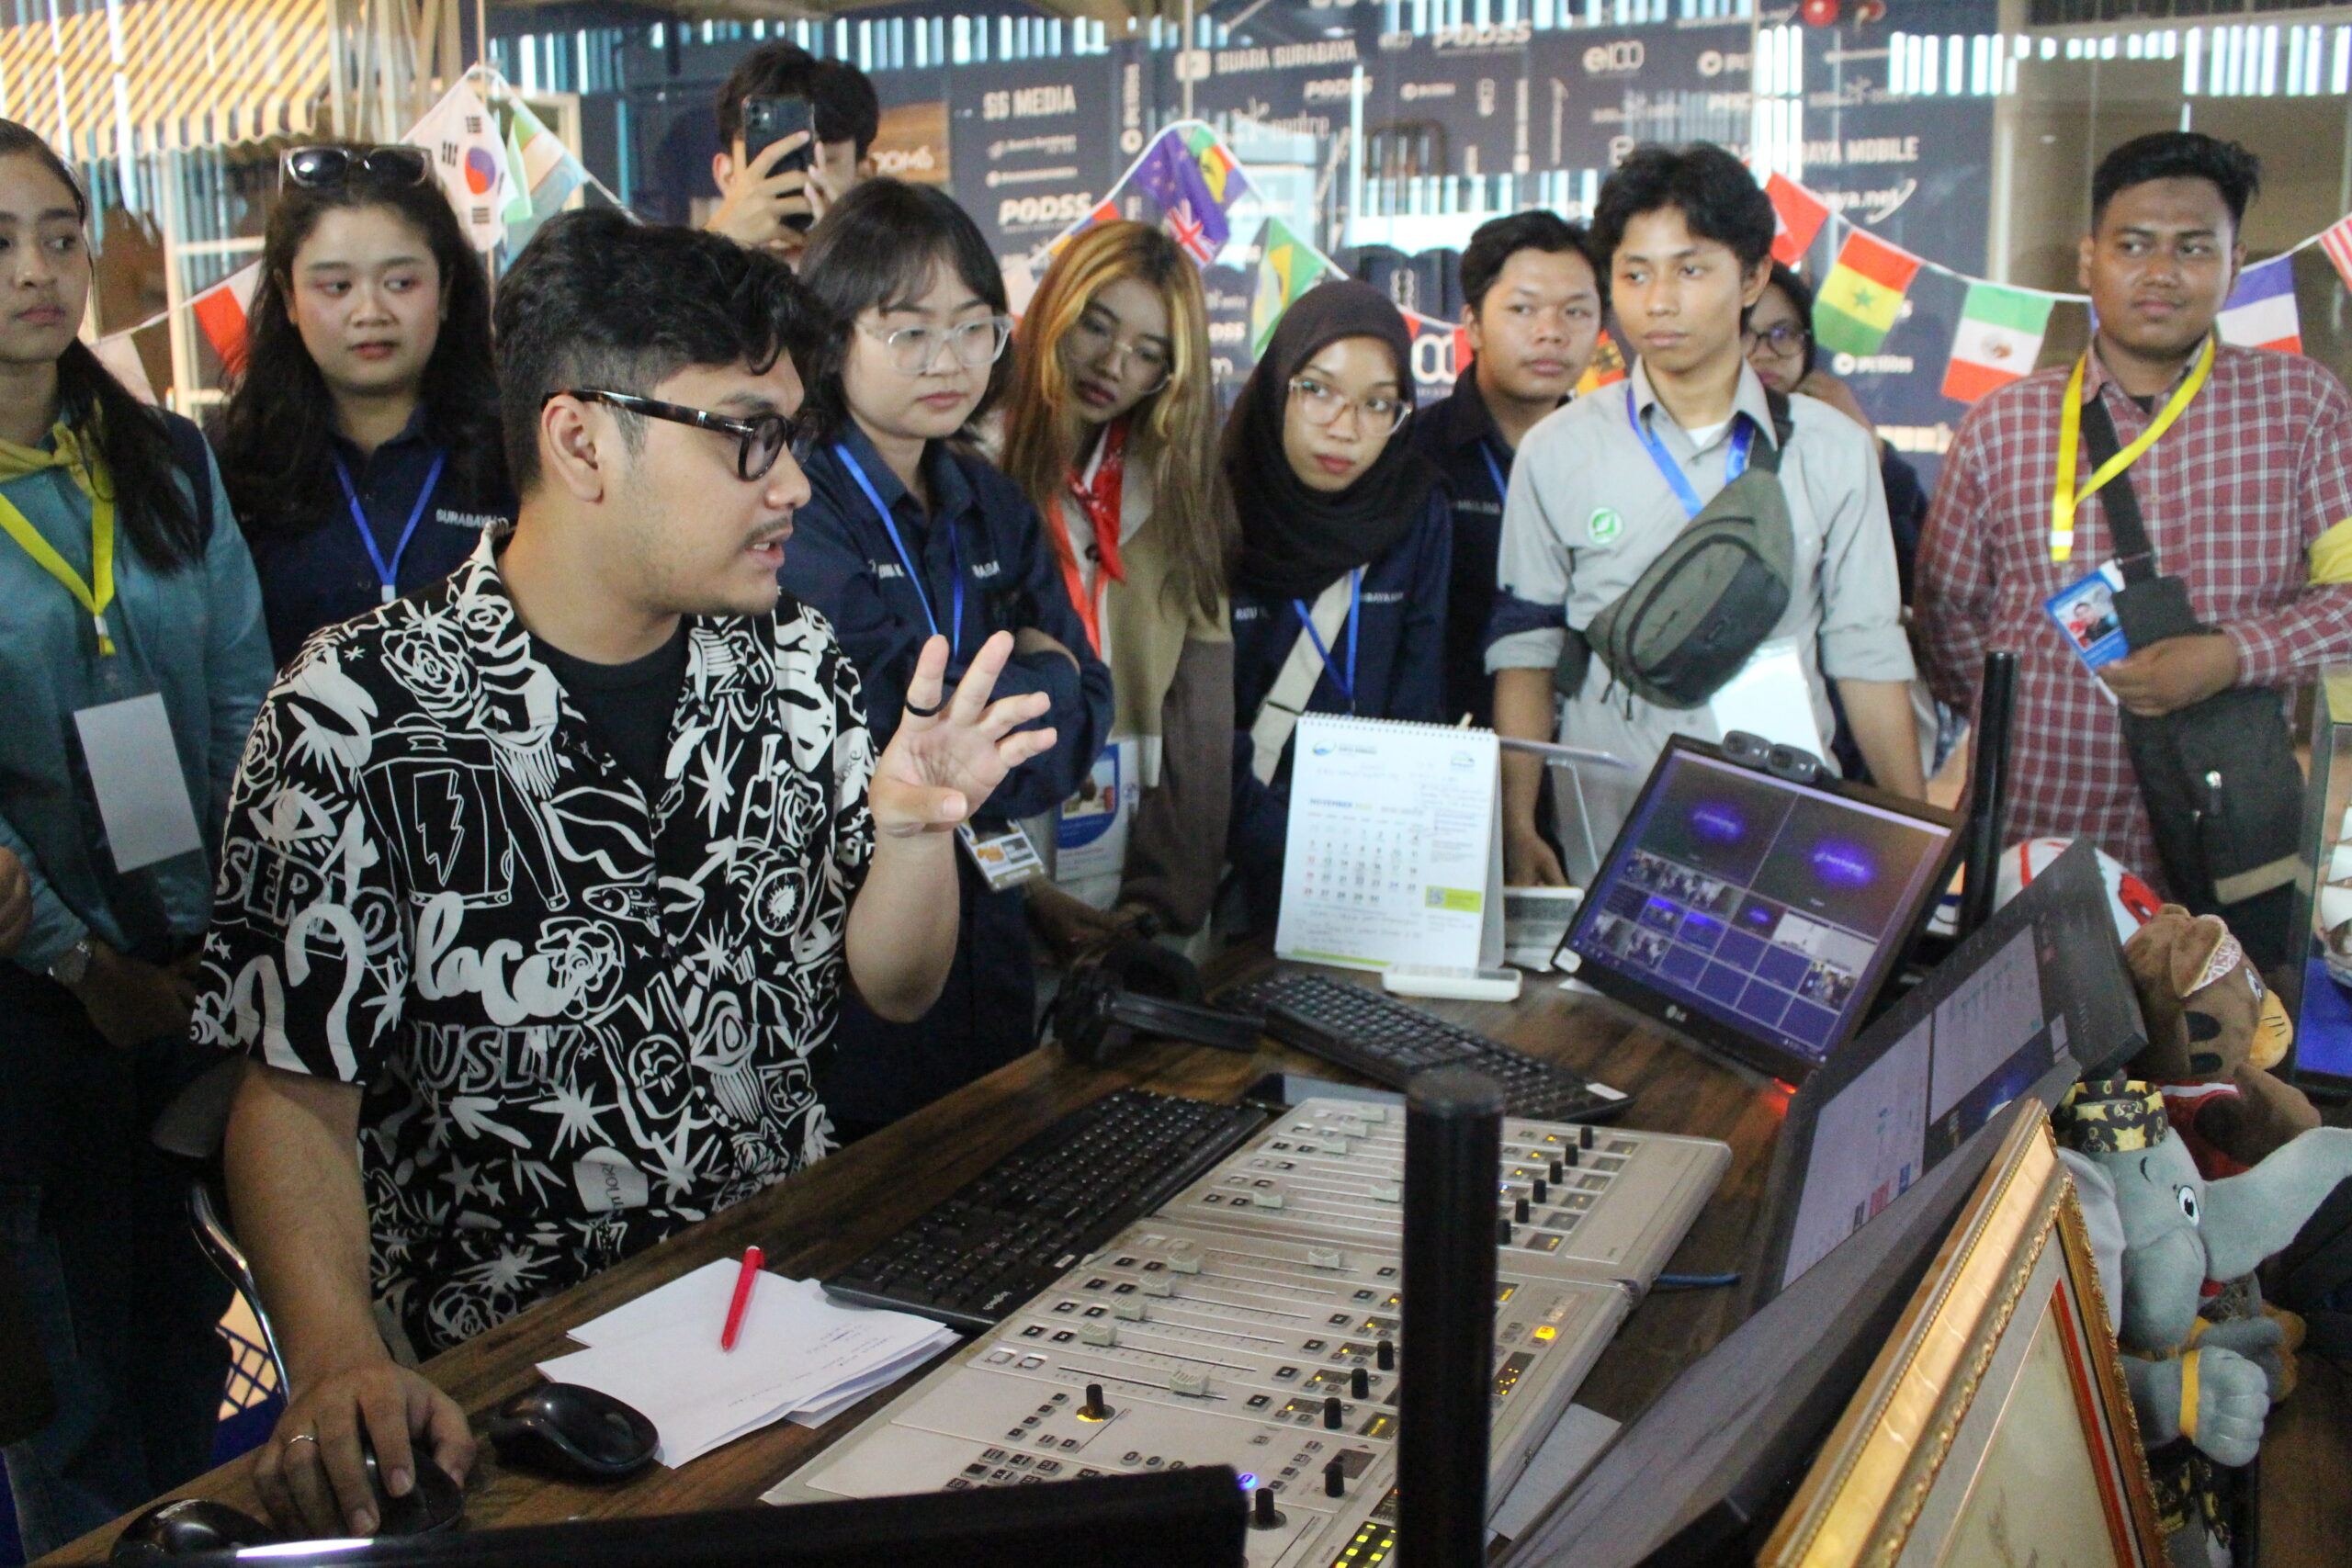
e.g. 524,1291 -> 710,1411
359,1427 -> 466,1535
487,1382 -> 660,1480
109,1496 -> 273,1562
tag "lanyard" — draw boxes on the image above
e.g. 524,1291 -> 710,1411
837,443 -> 963,658
1291,568 -> 1363,710
1056,423 -> 1128,657
1625,381 -> 1754,521
333,450 -> 446,605
1478,441 -> 1510,508
2050,334 -> 2213,563
0,485 -> 117,654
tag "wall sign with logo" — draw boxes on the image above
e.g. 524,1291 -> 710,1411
951,55 -> 1122,266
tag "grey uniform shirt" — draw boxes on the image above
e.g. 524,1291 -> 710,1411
1487,359 -> 1912,874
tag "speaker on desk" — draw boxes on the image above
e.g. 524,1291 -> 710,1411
1398,1066 -> 1505,1568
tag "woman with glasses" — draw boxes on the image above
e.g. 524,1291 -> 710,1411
786,180 -> 1113,1135
1223,280 -> 1449,931
999,221 -> 1235,962
1744,262 -> 1928,603
216,143 -> 509,667
0,120 -> 273,1557
1745,262 -> 1939,786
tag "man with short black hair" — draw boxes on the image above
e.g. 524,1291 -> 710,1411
1409,210 -> 1605,727
1487,144 -> 1920,884
197,210 -> 1055,1540
707,45 -> 882,255
1918,132 -> 2352,902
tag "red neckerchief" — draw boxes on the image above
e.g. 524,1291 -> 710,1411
1054,421 -> 1127,656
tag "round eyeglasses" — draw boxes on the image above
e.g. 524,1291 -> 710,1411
862,315 -> 1014,377
1742,321 -> 1810,359
1064,309 -> 1173,394
1288,376 -> 1409,438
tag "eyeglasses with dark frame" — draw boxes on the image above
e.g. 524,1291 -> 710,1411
1742,321 -> 1811,359
281,145 -> 434,192
548,389 -> 817,480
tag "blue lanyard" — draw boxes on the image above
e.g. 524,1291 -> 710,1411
1624,382 -> 1754,521
836,443 -> 962,658
1290,568 -> 1363,712
1478,441 -> 1510,506
332,449 -> 445,604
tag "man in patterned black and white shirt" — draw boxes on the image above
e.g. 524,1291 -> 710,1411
192,211 -> 1060,1539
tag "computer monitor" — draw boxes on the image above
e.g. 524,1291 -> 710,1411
1561,737 -> 1964,1083
170,1469 -> 1246,1568
1495,1086 -> 2067,1568
1753,836 -> 2145,1305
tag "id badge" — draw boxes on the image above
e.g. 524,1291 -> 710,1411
957,819 -> 1046,892
1053,737 -> 1136,886
2043,560 -> 2129,702
73,691 -> 202,871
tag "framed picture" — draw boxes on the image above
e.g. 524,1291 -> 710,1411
1758,1107 -> 2163,1568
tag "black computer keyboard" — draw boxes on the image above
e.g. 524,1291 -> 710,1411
821,1089 -> 1271,1332
1231,971 -> 1631,1122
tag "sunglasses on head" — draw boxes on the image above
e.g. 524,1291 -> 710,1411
281,145 -> 434,192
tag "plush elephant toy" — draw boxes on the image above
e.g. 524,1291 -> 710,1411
2054,1075 -> 2352,1568
2125,906 -> 2320,1177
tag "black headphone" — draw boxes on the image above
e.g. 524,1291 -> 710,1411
1045,940 -> 1259,1065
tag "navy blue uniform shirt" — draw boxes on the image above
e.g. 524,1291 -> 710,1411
1407,367 -> 1558,728
1228,489 -> 1450,920
245,406 -> 513,668
782,424 -> 1114,1126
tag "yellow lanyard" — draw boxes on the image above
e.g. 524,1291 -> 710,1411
0,487 -> 117,654
2050,333 -> 2213,563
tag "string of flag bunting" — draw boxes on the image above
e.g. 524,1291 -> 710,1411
1763,171 -> 2348,405
1034,129 -> 2352,411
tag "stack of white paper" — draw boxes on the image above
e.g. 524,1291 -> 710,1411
536,1261 -> 956,1467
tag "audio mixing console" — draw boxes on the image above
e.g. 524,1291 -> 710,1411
766,1099 -> 1731,1568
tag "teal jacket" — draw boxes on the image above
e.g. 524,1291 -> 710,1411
0,427 -> 272,974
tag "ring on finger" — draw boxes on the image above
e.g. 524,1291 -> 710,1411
903,695 -> 944,719
285,1431 -> 321,1450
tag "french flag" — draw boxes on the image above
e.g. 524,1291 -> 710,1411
2216,254 -> 2302,355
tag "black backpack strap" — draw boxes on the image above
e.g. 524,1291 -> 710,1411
2077,396 -> 2156,583
1747,389 -> 1797,474
157,409 -> 216,546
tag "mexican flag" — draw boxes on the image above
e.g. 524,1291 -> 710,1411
1940,282 -> 2053,403
1814,229 -> 1920,356
1250,217 -> 1329,357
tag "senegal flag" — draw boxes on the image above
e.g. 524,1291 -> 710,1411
1250,217 -> 1328,357
1814,230 -> 1920,356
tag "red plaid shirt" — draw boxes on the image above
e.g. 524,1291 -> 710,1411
1917,341 -> 2352,886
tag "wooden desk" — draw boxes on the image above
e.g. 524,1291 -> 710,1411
46,957 -> 1780,1564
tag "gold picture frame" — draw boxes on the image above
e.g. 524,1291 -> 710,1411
1759,1107 -> 2164,1568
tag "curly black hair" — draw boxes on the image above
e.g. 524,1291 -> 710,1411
493,209 -> 825,494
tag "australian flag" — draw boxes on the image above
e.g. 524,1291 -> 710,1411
1129,131 -> 1246,266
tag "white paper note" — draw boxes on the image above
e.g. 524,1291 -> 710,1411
1706,638 -> 1823,761
74,693 -> 201,872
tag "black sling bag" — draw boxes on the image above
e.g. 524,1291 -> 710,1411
2080,397 -> 2302,967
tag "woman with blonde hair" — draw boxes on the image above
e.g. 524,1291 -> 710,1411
1001,220 -> 1236,959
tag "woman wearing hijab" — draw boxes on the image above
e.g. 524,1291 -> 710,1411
1226,280 -> 1450,929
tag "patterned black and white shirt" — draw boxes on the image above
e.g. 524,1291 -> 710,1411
194,538 -> 875,1356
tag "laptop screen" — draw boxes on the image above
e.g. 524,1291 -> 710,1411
1566,744 -> 1958,1072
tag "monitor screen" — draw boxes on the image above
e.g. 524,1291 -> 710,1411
1564,739 -> 1962,1081
1758,837 -> 2145,1301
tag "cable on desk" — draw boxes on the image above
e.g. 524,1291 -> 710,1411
1651,1271 -> 1740,1291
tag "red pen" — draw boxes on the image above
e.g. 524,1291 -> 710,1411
719,1246 -> 763,1351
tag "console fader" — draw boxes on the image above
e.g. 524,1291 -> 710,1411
767,1099 -> 1731,1568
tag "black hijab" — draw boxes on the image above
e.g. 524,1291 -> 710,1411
1225,279 -> 1437,601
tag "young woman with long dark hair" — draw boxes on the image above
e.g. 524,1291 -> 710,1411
785,179 -> 1113,1134
215,144 -> 508,666
999,220 -> 1234,959
0,119 -> 273,1558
